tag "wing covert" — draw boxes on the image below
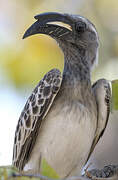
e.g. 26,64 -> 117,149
86,79 -> 111,163
12,68 -> 62,171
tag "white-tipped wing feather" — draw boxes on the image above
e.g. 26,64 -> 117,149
12,69 -> 62,171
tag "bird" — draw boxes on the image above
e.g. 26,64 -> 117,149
12,12 -> 111,178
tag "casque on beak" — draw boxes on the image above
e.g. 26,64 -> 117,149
23,12 -> 73,40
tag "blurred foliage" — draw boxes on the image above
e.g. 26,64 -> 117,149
0,158 -> 59,180
0,167 -> 38,179
41,158 -> 59,178
3,37 -> 63,88
112,80 -> 118,111
94,0 -> 118,32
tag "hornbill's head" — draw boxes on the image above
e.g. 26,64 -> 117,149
23,12 -> 99,68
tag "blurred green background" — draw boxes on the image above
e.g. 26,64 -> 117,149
0,0 -> 118,175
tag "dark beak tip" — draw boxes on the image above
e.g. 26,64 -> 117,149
22,34 -> 26,39
22,21 -> 39,39
22,31 -> 29,39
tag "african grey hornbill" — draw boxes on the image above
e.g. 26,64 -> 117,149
12,12 -> 111,178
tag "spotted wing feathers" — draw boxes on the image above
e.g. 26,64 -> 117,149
12,69 -> 62,171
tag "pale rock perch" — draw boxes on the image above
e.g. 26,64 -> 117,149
12,12 -> 111,178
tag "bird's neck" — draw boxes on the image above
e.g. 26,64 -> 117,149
60,48 -> 93,102
63,46 -> 91,87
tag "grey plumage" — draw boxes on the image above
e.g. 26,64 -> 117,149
13,12 -> 111,177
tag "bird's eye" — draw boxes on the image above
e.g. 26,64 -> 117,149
76,21 -> 86,33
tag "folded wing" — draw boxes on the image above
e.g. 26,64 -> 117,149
12,68 -> 62,171
86,79 -> 111,163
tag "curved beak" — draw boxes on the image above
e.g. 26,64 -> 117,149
23,12 -> 73,40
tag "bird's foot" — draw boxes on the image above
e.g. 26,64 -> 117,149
84,163 -> 94,179
84,164 -> 118,180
